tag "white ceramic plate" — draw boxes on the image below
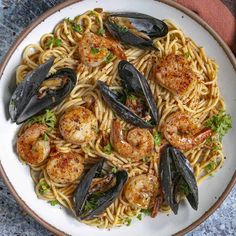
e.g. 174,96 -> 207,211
0,0 -> 236,235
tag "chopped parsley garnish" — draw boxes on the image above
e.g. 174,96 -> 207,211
83,193 -> 102,213
212,145 -> 221,152
103,143 -> 113,154
179,179 -> 189,195
111,166 -> 117,173
90,47 -> 100,54
84,199 -> 97,212
117,24 -> 128,33
73,24 -> 82,33
205,111 -> 232,141
125,218 -> 132,226
184,52 -> 190,58
97,27 -> 105,35
127,94 -> 137,100
204,161 -> 216,173
140,208 -> 151,216
43,132 -> 49,141
153,131 -> 162,146
46,36 -> 62,47
137,214 -> 142,221
38,180 -> 50,194
28,109 -> 56,128
65,17 -> 83,33
50,200 -> 59,206
105,52 -> 114,63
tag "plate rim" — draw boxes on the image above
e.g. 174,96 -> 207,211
0,0 -> 235,235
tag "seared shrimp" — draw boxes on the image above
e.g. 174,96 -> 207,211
111,120 -> 154,161
46,151 -> 84,184
124,174 -> 158,209
153,53 -> 197,95
59,106 -> 98,144
162,112 -> 212,150
78,32 -> 126,67
17,124 -> 50,165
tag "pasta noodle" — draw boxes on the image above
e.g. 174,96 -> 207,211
16,10 -> 225,228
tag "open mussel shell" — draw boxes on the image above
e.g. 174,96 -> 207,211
160,145 -> 198,214
98,81 -> 154,128
9,58 -> 54,122
98,61 -> 159,128
170,147 -> 198,210
9,58 -> 77,124
105,12 -> 168,47
118,60 -> 159,125
73,159 -> 128,220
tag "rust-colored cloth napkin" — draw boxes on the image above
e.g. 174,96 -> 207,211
176,0 -> 236,54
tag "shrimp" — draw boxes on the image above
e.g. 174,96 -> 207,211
59,106 -> 98,144
78,32 -> 126,67
111,120 -> 154,161
153,53 -> 197,96
162,112 -> 213,150
46,151 -> 84,184
123,174 -> 158,209
17,124 -> 50,165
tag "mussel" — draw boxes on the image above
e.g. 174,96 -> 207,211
73,159 -> 128,220
9,58 -> 77,124
105,12 -> 168,47
160,145 -> 198,214
98,60 -> 159,128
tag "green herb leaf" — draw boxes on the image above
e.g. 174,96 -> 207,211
125,218 -> 132,226
111,166 -> 117,173
117,24 -> 128,33
205,111 -> 232,141
212,145 -> 221,152
54,38 -> 62,46
90,47 -> 100,54
73,24 -> 83,33
39,180 -> 50,194
179,178 -> 189,195
105,52 -> 114,63
50,200 -> 59,206
46,36 -> 62,47
103,143 -> 113,154
184,52 -> 190,58
28,109 -> 56,128
204,161 -> 216,173
137,214 -> 142,221
127,94 -> 137,100
153,132 -> 162,146
97,28 -> 105,35
84,200 -> 97,212
43,132 -> 49,141
140,208 -> 151,216
65,17 -> 72,24
83,194 -> 100,213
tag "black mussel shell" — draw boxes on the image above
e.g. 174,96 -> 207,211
9,58 -> 54,122
105,12 -> 168,47
160,145 -> 179,214
73,159 -> 128,220
160,145 -> 198,214
9,58 -> 77,124
98,81 -> 155,128
170,147 -> 198,210
118,60 -> 158,124
98,61 -> 159,128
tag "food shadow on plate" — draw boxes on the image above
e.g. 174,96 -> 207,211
2,69 -> 16,121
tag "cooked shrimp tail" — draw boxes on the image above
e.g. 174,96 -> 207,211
111,119 -> 154,161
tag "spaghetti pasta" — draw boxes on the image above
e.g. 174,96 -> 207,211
15,10 -> 229,228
